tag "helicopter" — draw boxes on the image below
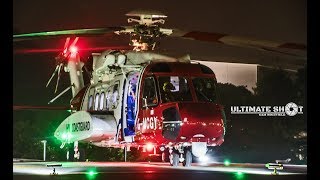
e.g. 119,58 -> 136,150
13,10 -> 306,167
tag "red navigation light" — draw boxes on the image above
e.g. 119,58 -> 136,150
69,46 -> 78,53
63,48 -> 68,54
146,143 -> 153,152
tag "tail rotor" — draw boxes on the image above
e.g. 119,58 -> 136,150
46,37 -> 79,94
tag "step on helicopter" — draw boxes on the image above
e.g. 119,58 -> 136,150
13,10 -> 306,167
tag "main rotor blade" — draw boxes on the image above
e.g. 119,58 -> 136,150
46,65 -> 59,87
55,63 -> 63,93
63,37 -> 71,50
69,37 -> 79,48
171,29 -> 306,53
13,27 -> 125,42
13,105 -> 70,111
14,46 -> 132,54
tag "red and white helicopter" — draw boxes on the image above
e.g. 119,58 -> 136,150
13,10 -> 306,166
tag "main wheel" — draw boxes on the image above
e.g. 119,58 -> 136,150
170,151 -> 179,167
169,154 -> 173,165
182,149 -> 192,167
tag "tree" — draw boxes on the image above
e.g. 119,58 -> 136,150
253,68 -> 295,105
13,110 -> 69,160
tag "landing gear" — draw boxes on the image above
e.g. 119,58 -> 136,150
78,148 -> 86,161
66,141 -> 86,161
166,146 -> 193,167
182,149 -> 192,167
73,141 -> 80,161
170,151 -> 179,167
67,146 -> 74,161
182,150 -> 192,167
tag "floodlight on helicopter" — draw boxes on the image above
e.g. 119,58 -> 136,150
13,10 -> 306,166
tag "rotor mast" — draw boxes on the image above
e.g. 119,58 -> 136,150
115,10 -> 173,51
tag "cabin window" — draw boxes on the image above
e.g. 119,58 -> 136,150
158,76 -> 192,103
88,95 -> 93,110
112,83 -> 119,109
106,81 -> 120,109
106,87 -> 112,109
142,77 -> 158,107
94,93 -> 99,110
99,92 -> 105,110
192,77 -> 217,102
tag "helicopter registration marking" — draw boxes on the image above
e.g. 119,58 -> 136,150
66,121 -> 90,132
140,116 -> 158,130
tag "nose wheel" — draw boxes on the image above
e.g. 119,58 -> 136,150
170,151 -> 179,167
182,149 -> 192,167
165,146 -> 193,167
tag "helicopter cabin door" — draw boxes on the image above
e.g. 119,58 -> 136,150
123,71 -> 140,138
136,76 -> 159,134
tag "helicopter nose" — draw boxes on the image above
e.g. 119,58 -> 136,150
161,103 -> 225,143
178,103 -> 225,138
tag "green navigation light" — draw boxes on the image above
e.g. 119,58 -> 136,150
224,159 -> 231,166
62,133 -> 67,139
86,169 -> 98,179
61,132 -> 72,140
235,171 -> 245,179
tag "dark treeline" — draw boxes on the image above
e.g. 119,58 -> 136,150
13,66 -> 306,164
215,66 -> 306,164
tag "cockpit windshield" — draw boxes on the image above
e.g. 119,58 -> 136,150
158,76 -> 192,103
157,76 -> 217,103
192,77 -> 217,102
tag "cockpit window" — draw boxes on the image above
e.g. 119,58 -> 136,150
192,77 -> 217,102
142,77 -> 158,107
158,76 -> 192,103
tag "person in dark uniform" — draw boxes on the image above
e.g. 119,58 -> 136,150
162,82 -> 175,102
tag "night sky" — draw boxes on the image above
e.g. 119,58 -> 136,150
13,0 -> 307,106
